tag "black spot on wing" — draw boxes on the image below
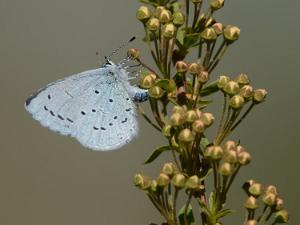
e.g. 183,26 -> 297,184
67,118 -> 74,123
50,110 -> 55,116
44,106 -> 48,111
121,118 -> 128,123
125,108 -> 131,112
57,114 -> 64,120
48,94 -> 51,100
93,126 -> 99,130
92,109 -> 96,112
101,127 -> 106,130
95,90 -> 99,94
81,111 -> 86,115
114,116 -> 117,119
109,99 -> 113,102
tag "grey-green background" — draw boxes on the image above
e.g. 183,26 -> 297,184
0,0 -> 299,224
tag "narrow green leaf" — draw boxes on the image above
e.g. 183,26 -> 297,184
200,81 -> 220,97
155,79 -> 176,93
178,204 -> 196,225
200,137 -> 210,150
198,99 -> 213,109
143,145 -> 171,164
215,208 -> 234,219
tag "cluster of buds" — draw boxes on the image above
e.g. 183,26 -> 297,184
204,140 -> 251,176
175,60 -> 210,83
243,180 -> 289,224
218,74 -> 267,109
136,5 -> 185,39
163,105 -> 214,146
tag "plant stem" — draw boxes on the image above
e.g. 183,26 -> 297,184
137,105 -> 162,132
224,165 -> 241,194
230,103 -> 255,132
214,93 -> 228,145
208,42 -> 228,73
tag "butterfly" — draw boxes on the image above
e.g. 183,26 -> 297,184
25,58 -> 149,151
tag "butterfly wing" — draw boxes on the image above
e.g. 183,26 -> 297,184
25,68 -> 138,151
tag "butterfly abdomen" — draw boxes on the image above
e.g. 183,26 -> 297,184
133,90 -> 149,103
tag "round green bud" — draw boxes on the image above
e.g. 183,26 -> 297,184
163,23 -> 176,39
218,75 -> 230,89
238,151 -> 251,165
161,162 -> 176,176
198,71 -> 209,83
173,11 -> 185,26
265,185 -> 278,196
201,27 -> 217,41
186,175 -> 200,190
236,73 -> 250,85
224,80 -> 240,95
244,196 -> 259,210
210,0 -> 225,11
211,146 -> 224,160
140,74 -> 155,89
212,22 -> 223,35
172,173 -> 186,188
230,95 -> 245,109
253,89 -> 267,103
223,140 -> 236,152
134,174 -> 151,190
219,162 -> 234,176
236,145 -> 246,154
275,198 -> 284,211
154,6 -> 165,18
147,17 -> 160,31
242,179 -> 256,194
263,193 -> 277,206
172,105 -> 187,114
162,124 -> 172,137
245,220 -> 258,225
224,150 -> 238,163
186,110 -> 199,123
159,9 -> 172,23
127,48 -> 140,59
156,173 -> 170,187
223,25 -> 241,43
200,112 -> 215,127
150,180 -> 158,192
170,112 -> 185,126
274,210 -> 289,223
192,119 -> 205,133
240,85 -> 253,99
136,6 -> 151,23
175,60 -> 189,73
249,183 -> 263,197
178,128 -> 195,143
188,62 -> 201,75
149,85 -> 164,99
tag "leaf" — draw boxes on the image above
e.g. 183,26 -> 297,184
198,99 -> 213,109
208,191 -> 216,212
176,28 -> 185,47
200,81 -> 220,97
178,204 -> 196,225
143,145 -> 172,164
155,79 -> 176,93
215,208 -> 234,220
200,137 -> 210,150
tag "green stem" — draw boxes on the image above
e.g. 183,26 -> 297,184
208,43 -> 229,73
185,0 -> 190,28
149,98 -> 165,128
224,165 -> 241,194
230,103 -> 255,132
184,191 -> 193,225
173,189 -> 179,224
214,93 -> 228,145
137,105 -> 162,132
257,205 -> 268,224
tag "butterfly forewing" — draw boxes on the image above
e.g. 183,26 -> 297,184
25,67 -> 138,151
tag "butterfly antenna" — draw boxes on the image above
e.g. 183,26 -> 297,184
106,36 -> 136,60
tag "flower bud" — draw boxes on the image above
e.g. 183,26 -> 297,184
200,112 -> 214,127
173,12 -> 185,26
245,220 -> 258,225
219,162 -> 234,176
223,25 -> 241,43
172,105 -> 187,114
134,174 -> 151,190
210,0 -> 225,11
188,62 -> 201,75
192,119 -> 205,133
186,175 -> 200,190
236,73 -> 250,85
242,179 -> 256,194
136,6 -> 151,23
212,22 -> 223,35
149,86 -> 164,99
154,6 -> 165,18
178,128 -> 194,143
265,185 -> 278,196
198,71 -> 209,83
218,75 -> 230,89
224,81 -> 240,95
210,146 -> 224,160
253,89 -> 267,103
159,9 -> 172,23
186,110 -> 199,123
274,210 -> 289,223
175,61 -> 189,73
275,198 -> 284,211
172,173 -> 186,188
238,151 -> 251,165
163,23 -> 176,39
150,180 -> 158,192
263,193 -> 277,206
201,28 -> 217,41
127,48 -> 140,59
249,183 -> 263,197
244,196 -> 259,210
224,150 -> 238,163
236,145 -> 246,154
161,162 -> 176,176
230,95 -> 245,109
240,85 -> 253,99
140,74 -> 155,89
147,17 -> 160,31
171,135 -> 179,148
162,124 -> 172,137
223,140 -> 236,152
156,173 -> 170,187
170,112 -> 185,126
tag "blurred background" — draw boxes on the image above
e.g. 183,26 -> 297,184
0,0 -> 299,224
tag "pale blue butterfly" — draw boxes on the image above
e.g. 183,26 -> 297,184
25,40 -> 148,151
